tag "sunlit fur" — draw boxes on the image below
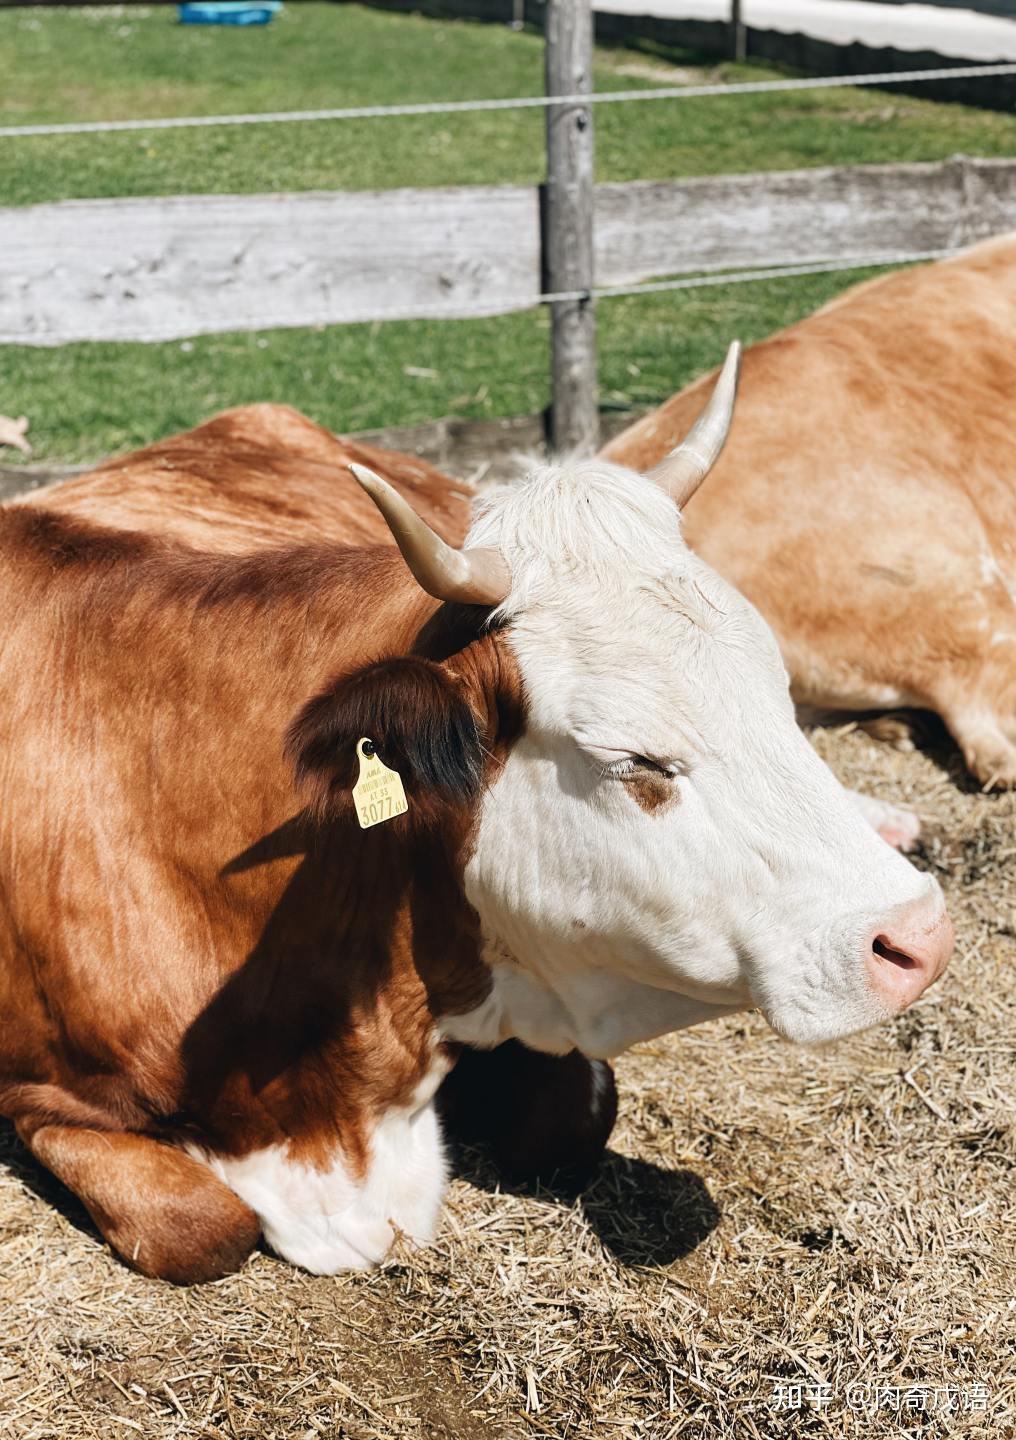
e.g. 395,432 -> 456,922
456,459 -> 941,1052
604,236 -> 1016,788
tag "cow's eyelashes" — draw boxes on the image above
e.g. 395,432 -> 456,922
581,742 -> 684,778
602,755 -> 676,780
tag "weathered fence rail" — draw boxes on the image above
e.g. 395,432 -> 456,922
2,155 -> 1013,346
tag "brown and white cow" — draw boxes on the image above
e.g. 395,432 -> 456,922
603,236 -> 1016,788
0,352 -> 952,1283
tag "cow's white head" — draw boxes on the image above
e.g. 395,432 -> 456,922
345,345 -> 952,1055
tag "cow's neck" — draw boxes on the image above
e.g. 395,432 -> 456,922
440,929 -> 742,1060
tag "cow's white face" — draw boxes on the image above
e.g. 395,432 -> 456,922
457,460 -> 950,1055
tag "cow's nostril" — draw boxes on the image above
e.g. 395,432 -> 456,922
865,902 -> 953,1014
872,936 -> 920,970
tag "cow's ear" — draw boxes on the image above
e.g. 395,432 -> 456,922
286,656 -> 484,824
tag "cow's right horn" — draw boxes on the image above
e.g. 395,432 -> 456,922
647,340 -> 741,507
350,464 -> 510,607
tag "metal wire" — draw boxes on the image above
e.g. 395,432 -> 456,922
1,64 -> 1013,140
371,246 -> 960,320
0,41 -> 993,336
584,247 -> 959,302
52,249 -> 948,339
475,246 -> 949,318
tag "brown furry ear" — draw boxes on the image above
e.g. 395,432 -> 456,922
285,657 -> 483,824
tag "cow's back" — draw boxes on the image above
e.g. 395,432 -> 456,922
606,237 -> 1016,593
27,404 -> 473,553
602,237 -> 1016,776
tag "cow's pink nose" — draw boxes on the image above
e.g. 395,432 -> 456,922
865,897 -> 954,1013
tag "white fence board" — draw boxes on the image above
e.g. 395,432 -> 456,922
1,157 -> 1014,345
594,156 -> 1016,284
0,187 -> 540,345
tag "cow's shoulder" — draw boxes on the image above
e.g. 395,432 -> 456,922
23,406 -> 474,555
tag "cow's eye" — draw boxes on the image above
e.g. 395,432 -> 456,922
602,755 -> 677,780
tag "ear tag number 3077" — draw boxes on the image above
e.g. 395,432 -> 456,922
352,738 -> 409,830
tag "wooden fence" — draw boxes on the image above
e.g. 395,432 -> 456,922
4,0 -> 1015,455
3,155 -> 1014,346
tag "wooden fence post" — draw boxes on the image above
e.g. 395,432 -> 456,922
544,0 -> 598,455
730,0 -> 747,62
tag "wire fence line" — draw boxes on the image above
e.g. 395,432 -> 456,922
1,2 -> 1008,423
80,249 -> 947,334
364,247 -> 961,321
577,246 -> 960,302
2,62 -> 1015,140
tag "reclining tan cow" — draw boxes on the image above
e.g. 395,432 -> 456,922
0,354 -> 952,1282
603,236 -> 1016,789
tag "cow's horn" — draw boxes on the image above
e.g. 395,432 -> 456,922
350,464 -> 510,606
647,341 -> 742,507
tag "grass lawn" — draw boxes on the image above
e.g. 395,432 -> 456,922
3,2 -> 1015,202
1,2 -> 1012,463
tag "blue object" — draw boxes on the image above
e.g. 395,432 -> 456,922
179,2 -> 281,25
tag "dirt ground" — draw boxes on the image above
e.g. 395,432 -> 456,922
0,720 -> 1012,1440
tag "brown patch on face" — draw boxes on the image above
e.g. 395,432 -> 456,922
624,772 -> 679,816
452,631 -> 527,777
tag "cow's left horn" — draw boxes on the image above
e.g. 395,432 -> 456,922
647,340 -> 742,507
350,464 -> 510,606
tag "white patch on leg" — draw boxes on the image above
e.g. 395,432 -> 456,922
588,1059 -> 613,1119
846,789 -> 922,853
189,1085 -> 447,1274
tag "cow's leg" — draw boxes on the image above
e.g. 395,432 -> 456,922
24,1126 -> 261,1283
845,789 -> 922,852
936,685 -> 1016,790
926,633 -> 1016,789
940,710 -> 1016,790
896,584 -> 1016,788
439,1041 -> 617,1188
856,714 -> 918,751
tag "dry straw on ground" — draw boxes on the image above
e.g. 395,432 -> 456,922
1,722 -> 1012,1439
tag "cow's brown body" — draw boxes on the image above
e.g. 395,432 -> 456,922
2,409 -> 620,1281
32,403 -> 473,551
604,237 -> 1016,786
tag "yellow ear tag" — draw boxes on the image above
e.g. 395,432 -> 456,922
352,738 -> 408,830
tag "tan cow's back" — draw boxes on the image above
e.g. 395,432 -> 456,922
603,237 -> 1016,787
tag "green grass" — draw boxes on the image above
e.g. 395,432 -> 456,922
1,2 -> 1013,204
4,268 -> 890,465
1,3 -> 1012,464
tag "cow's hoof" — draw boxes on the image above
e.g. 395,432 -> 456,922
874,803 -> 922,853
847,790 -> 922,852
